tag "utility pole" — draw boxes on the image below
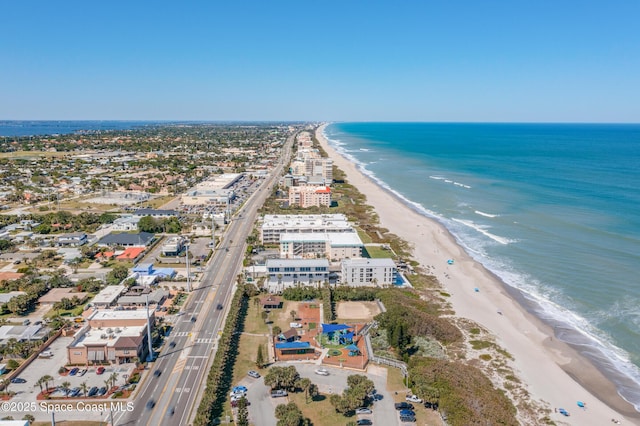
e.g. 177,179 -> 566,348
145,293 -> 153,362
186,241 -> 191,292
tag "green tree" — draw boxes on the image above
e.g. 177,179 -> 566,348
60,381 -> 71,396
236,397 -> 249,426
256,344 -> 266,369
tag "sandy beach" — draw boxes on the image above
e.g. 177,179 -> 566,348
315,124 -> 639,425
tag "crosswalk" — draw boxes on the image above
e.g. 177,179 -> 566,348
195,338 -> 215,344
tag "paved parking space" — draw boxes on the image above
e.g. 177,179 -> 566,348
9,336 -> 135,402
245,362 -> 399,426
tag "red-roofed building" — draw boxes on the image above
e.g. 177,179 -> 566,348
116,247 -> 145,262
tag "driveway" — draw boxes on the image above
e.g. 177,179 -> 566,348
246,362 -> 398,426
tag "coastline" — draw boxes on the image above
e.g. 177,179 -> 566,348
315,123 -> 639,424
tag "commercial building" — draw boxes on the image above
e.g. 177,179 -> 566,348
66,309 -> 155,365
161,236 -> 185,256
340,258 -> 398,287
92,285 -> 127,308
181,173 -> 242,206
261,214 -> 354,245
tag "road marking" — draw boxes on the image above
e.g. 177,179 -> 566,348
195,338 -> 215,344
176,387 -> 191,393
188,355 -> 209,359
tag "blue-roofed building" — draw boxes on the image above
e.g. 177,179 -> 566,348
132,263 -> 176,284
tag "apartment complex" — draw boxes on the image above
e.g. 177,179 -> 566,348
280,232 -> 363,260
341,258 -> 398,287
288,185 -> 331,208
260,214 -> 354,244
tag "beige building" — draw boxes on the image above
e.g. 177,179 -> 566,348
288,186 -> 331,208
66,309 -> 154,365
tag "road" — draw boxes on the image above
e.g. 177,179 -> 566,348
114,131 -> 296,426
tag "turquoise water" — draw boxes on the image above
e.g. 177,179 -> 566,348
324,122 -> 640,411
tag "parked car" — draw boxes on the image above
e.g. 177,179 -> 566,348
394,402 -> 414,410
247,370 -> 260,378
270,389 -> 288,398
356,420 -> 373,426
355,407 -> 372,415
10,377 -> 26,384
558,408 -> 570,417
98,386 -> 107,396
399,409 -> 415,417
96,366 -> 105,375
314,368 -> 329,376
232,385 -> 248,393
399,415 -> 416,423
88,386 -> 99,397
69,368 -> 79,376
70,387 -> 80,397
405,394 -> 422,403
78,369 -> 87,376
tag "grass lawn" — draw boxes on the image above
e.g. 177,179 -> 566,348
355,227 -> 373,244
231,333 -> 268,386
363,244 -> 393,259
245,299 -> 270,335
289,391 -> 354,426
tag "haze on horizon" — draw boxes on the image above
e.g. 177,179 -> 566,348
1,1 -> 639,123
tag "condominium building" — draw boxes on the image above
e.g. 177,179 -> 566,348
280,232 -> 363,261
260,214 -> 354,245
265,258 -> 330,292
341,258 -> 398,287
288,186 -> 331,208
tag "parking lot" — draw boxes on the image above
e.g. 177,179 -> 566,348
243,362 -> 399,425
9,336 -> 135,402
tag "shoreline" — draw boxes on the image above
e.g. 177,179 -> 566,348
315,123 -> 639,424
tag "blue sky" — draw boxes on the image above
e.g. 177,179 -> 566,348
2,1 -> 639,122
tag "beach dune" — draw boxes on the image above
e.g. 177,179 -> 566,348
315,124 -> 638,425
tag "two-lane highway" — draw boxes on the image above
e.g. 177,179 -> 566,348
116,130 -> 297,426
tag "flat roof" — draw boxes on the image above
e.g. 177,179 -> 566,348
89,309 -> 152,321
266,258 -> 329,268
92,285 -> 127,305
342,258 -> 396,267
69,324 -> 145,348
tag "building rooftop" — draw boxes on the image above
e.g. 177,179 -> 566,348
92,285 -> 127,305
88,309 -> 152,322
69,324 -> 145,348
342,257 -> 396,267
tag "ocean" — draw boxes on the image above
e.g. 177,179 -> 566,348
324,122 -> 640,411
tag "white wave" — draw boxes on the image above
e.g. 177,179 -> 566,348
452,218 -> 515,245
359,148 -> 371,152
475,210 -> 499,218
429,175 -> 471,189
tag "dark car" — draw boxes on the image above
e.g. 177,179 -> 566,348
153,369 -> 162,377
356,420 -> 373,426
98,386 -> 107,396
169,341 -> 176,348
167,406 -> 175,416
394,402 -> 414,410
146,400 -> 155,410
88,386 -> 99,397
400,416 -> 416,423
10,377 -> 26,384
216,303 -> 223,310
69,367 -> 79,376
190,316 -> 197,322
399,409 -> 415,417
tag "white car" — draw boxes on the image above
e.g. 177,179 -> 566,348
355,407 -> 372,415
405,394 -> 422,403
314,368 -> 329,376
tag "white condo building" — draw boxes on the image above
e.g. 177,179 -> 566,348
280,232 -> 363,261
260,214 -> 354,244
341,258 -> 398,287
265,258 -> 330,292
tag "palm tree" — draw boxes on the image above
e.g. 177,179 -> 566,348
109,372 -> 119,389
80,381 -> 88,397
40,375 -> 54,393
34,377 -> 44,393
297,377 -> 311,403
0,378 -> 8,394
104,379 -> 111,392
60,381 -> 71,397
